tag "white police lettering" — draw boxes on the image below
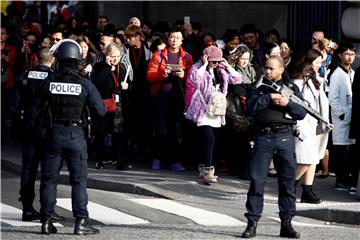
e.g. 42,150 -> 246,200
28,71 -> 48,79
49,82 -> 82,96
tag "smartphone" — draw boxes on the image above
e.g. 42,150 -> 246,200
167,64 -> 181,72
23,40 -> 29,49
184,16 -> 191,25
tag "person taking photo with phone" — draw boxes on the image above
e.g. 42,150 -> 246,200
147,29 -> 193,171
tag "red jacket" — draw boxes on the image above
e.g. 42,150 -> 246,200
1,43 -> 16,89
146,47 -> 193,96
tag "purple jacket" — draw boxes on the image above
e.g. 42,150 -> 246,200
185,62 -> 242,125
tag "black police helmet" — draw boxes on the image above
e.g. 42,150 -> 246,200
51,39 -> 82,60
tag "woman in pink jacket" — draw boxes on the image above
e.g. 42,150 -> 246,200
185,46 -> 242,183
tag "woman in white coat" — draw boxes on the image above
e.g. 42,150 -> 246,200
292,49 -> 333,203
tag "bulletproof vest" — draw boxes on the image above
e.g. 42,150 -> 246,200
254,80 -> 295,126
20,66 -> 52,128
48,69 -> 84,121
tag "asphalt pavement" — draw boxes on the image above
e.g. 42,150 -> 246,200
1,144 -> 360,225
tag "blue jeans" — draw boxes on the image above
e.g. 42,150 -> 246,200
40,125 -> 89,218
245,129 -> 296,222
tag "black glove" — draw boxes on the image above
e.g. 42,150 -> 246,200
339,114 -> 345,120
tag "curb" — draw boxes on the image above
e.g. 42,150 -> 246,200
1,158 -> 170,199
297,208 -> 360,225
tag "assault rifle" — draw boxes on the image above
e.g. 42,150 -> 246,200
255,76 -> 329,124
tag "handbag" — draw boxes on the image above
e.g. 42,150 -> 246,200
103,65 -> 121,113
103,95 -> 116,113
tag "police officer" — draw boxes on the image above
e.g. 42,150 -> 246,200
15,47 -> 65,222
241,56 -> 306,238
40,39 -> 105,235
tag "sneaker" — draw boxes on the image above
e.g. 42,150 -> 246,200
95,162 -> 104,169
152,159 -> 161,170
349,187 -> 357,195
171,163 -> 186,172
334,183 -> 350,191
268,168 -> 277,177
116,164 -> 133,171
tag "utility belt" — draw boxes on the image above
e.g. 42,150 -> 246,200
256,125 -> 292,135
53,119 -> 83,127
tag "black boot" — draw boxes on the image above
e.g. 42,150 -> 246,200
41,217 -> 57,234
241,220 -> 257,238
301,185 -> 322,204
74,218 -> 99,235
22,207 -> 41,221
280,219 -> 300,238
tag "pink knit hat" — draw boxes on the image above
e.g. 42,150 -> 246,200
203,46 -> 223,62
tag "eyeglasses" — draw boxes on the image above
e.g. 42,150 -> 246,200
210,61 -> 220,64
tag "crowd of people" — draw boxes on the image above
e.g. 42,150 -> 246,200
1,2 -> 359,237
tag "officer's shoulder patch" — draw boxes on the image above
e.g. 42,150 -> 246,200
49,82 -> 82,96
28,71 -> 48,79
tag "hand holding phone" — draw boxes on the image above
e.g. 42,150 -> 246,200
167,64 -> 181,72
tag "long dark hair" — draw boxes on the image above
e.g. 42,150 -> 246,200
292,49 -> 322,89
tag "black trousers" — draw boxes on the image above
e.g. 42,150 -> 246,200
245,129 -> 296,222
152,91 -> 183,164
333,144 -> 359,187
198,126 -> 219,167
40,125 -> 89,218
20,133 -> 44,210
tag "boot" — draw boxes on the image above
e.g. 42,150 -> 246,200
22,207 -> 41,221
280,219 -> 300,238
203,166 -> 218,183
197,164 -> 205,180
241,220 -> 257,238
74,218 -> 99,235
300,185 -> 322,204
41,216 -> 57,234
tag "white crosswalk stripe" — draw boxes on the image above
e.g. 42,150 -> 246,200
56,198 -> 149,225
129,198 -> 246,226
0,203 -> 63,227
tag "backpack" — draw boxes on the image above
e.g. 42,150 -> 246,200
206,90 -> 227,116
225,86 -> 254,134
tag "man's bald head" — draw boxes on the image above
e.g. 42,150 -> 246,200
267,55 -> 285,68
37,47 -> 54,65
265,55 -> 284,81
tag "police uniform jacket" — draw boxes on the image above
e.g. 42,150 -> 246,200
47,67 -> 105,125
246,78 -> 307,127
15,65 -> 53,138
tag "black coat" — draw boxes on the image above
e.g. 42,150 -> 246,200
349,66 -> 360,140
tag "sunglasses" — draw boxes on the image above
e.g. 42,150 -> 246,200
210,61 -> 220,64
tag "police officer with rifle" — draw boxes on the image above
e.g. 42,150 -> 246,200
241,56 -> 306,239
40,39 -> 105,235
